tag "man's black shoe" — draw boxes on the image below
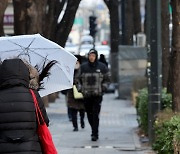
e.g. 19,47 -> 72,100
91,136 -> 98,141
81,123 -> 85,129
73,128 -> 78,131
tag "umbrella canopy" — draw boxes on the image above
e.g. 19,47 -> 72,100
0,34 -> 77,97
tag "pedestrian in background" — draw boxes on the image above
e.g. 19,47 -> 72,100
0,59 -> 49,153
79,49 -> 110,141
62,89 -> 73,121
99,54 -> 108,67
67,58 -> 85,131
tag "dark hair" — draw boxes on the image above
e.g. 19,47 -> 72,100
74,55 -> 82,64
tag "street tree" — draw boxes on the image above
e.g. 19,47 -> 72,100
55,0 -> 81,47
43,0 -> 66,41
104,0 -> 120,83
121,0 -> 141,45
170,0 -> 180,111
13,0 -> 80,48
13,0 -> 47,34
13,0 -> 27,34
0,0 -> 8,36
104,0 -> 119,54
161,1 -> 170,88
133,0 -> 141,35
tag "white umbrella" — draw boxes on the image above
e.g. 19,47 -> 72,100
0,34 -> 77,97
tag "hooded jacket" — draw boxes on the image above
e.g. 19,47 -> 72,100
81,49 -> 107,73
79,49 -> 110,97
0,59 -> 49,154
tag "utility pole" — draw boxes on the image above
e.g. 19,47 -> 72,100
121,0 -> 125,45
147,0 -> 162,143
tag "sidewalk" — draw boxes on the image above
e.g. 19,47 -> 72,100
46,93 -> 155,154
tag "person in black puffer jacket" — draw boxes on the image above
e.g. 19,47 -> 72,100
79,49 -> 110,141
0,59 -> 49,154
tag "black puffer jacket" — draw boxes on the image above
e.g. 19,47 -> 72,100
80,60 -> 108,74
80,48 -> 109,74
0,59 -> 49,154
79,54 -> 110,97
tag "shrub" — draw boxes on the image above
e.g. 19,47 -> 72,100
174,128 -> 180,153
161,88 -> 172,109
136,88 -> 172,135
136,88 -> 148,135
153,111 -> 180,153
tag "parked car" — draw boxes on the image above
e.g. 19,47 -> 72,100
79,44 -> 94,57
80,35 -> 93,45
65,42 -> 79,55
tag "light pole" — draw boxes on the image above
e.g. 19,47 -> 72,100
147,0 -> 162,143
121,0 -> 125,45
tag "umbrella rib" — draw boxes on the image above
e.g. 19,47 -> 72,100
7,40 -> 29,51
5,38 -> 58,62
1,48 -> 60,52
27,38 -> 36,48
23,48 -> 61,65
7,38 -> 37,55
0,49 -> 24,52
1,38 -> 64,65
7,38 -> 35,49
5,40 -> 31,58
2,39 -> 43,63
0,34 -> 75,97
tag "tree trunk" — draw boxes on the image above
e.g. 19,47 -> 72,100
133,0 -> 141,34
43,0 -> 66,40
13,0 -> 46,35
121,0 -> 141,45
13,0 -> 27,34
0,0 -> 8,36
123,0 -> 134,45
26,0 -> 46,34
13,0 -> 79,48
55,0 -> 81,47
171,0 -> 180,111
104,0 -> 120,83
161,1 -> 170,88
104,0 -> 119,54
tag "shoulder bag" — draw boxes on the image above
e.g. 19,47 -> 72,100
73,85 -> 83,99
30,89 -> 58,154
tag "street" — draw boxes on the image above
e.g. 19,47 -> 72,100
46,93 -> 154,154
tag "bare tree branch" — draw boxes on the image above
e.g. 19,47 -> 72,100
55,0 -> 81,47
43,0 -> 66,40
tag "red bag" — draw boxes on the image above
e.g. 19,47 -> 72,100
30,89 -> 58,154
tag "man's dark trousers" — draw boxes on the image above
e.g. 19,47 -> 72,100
84,96 -> 102,137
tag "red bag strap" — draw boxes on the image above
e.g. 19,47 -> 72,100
30,89 -> 45,125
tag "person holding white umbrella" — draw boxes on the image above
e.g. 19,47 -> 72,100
0,34 -> 77,152
0,34 -> 77,97
0,59 -> 51,153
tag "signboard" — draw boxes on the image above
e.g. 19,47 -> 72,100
4,14 -> 14,25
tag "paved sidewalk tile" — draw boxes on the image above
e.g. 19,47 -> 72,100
46,93 -> 155,154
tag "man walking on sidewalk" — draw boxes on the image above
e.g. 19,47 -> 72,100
79,49 -> 110,141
